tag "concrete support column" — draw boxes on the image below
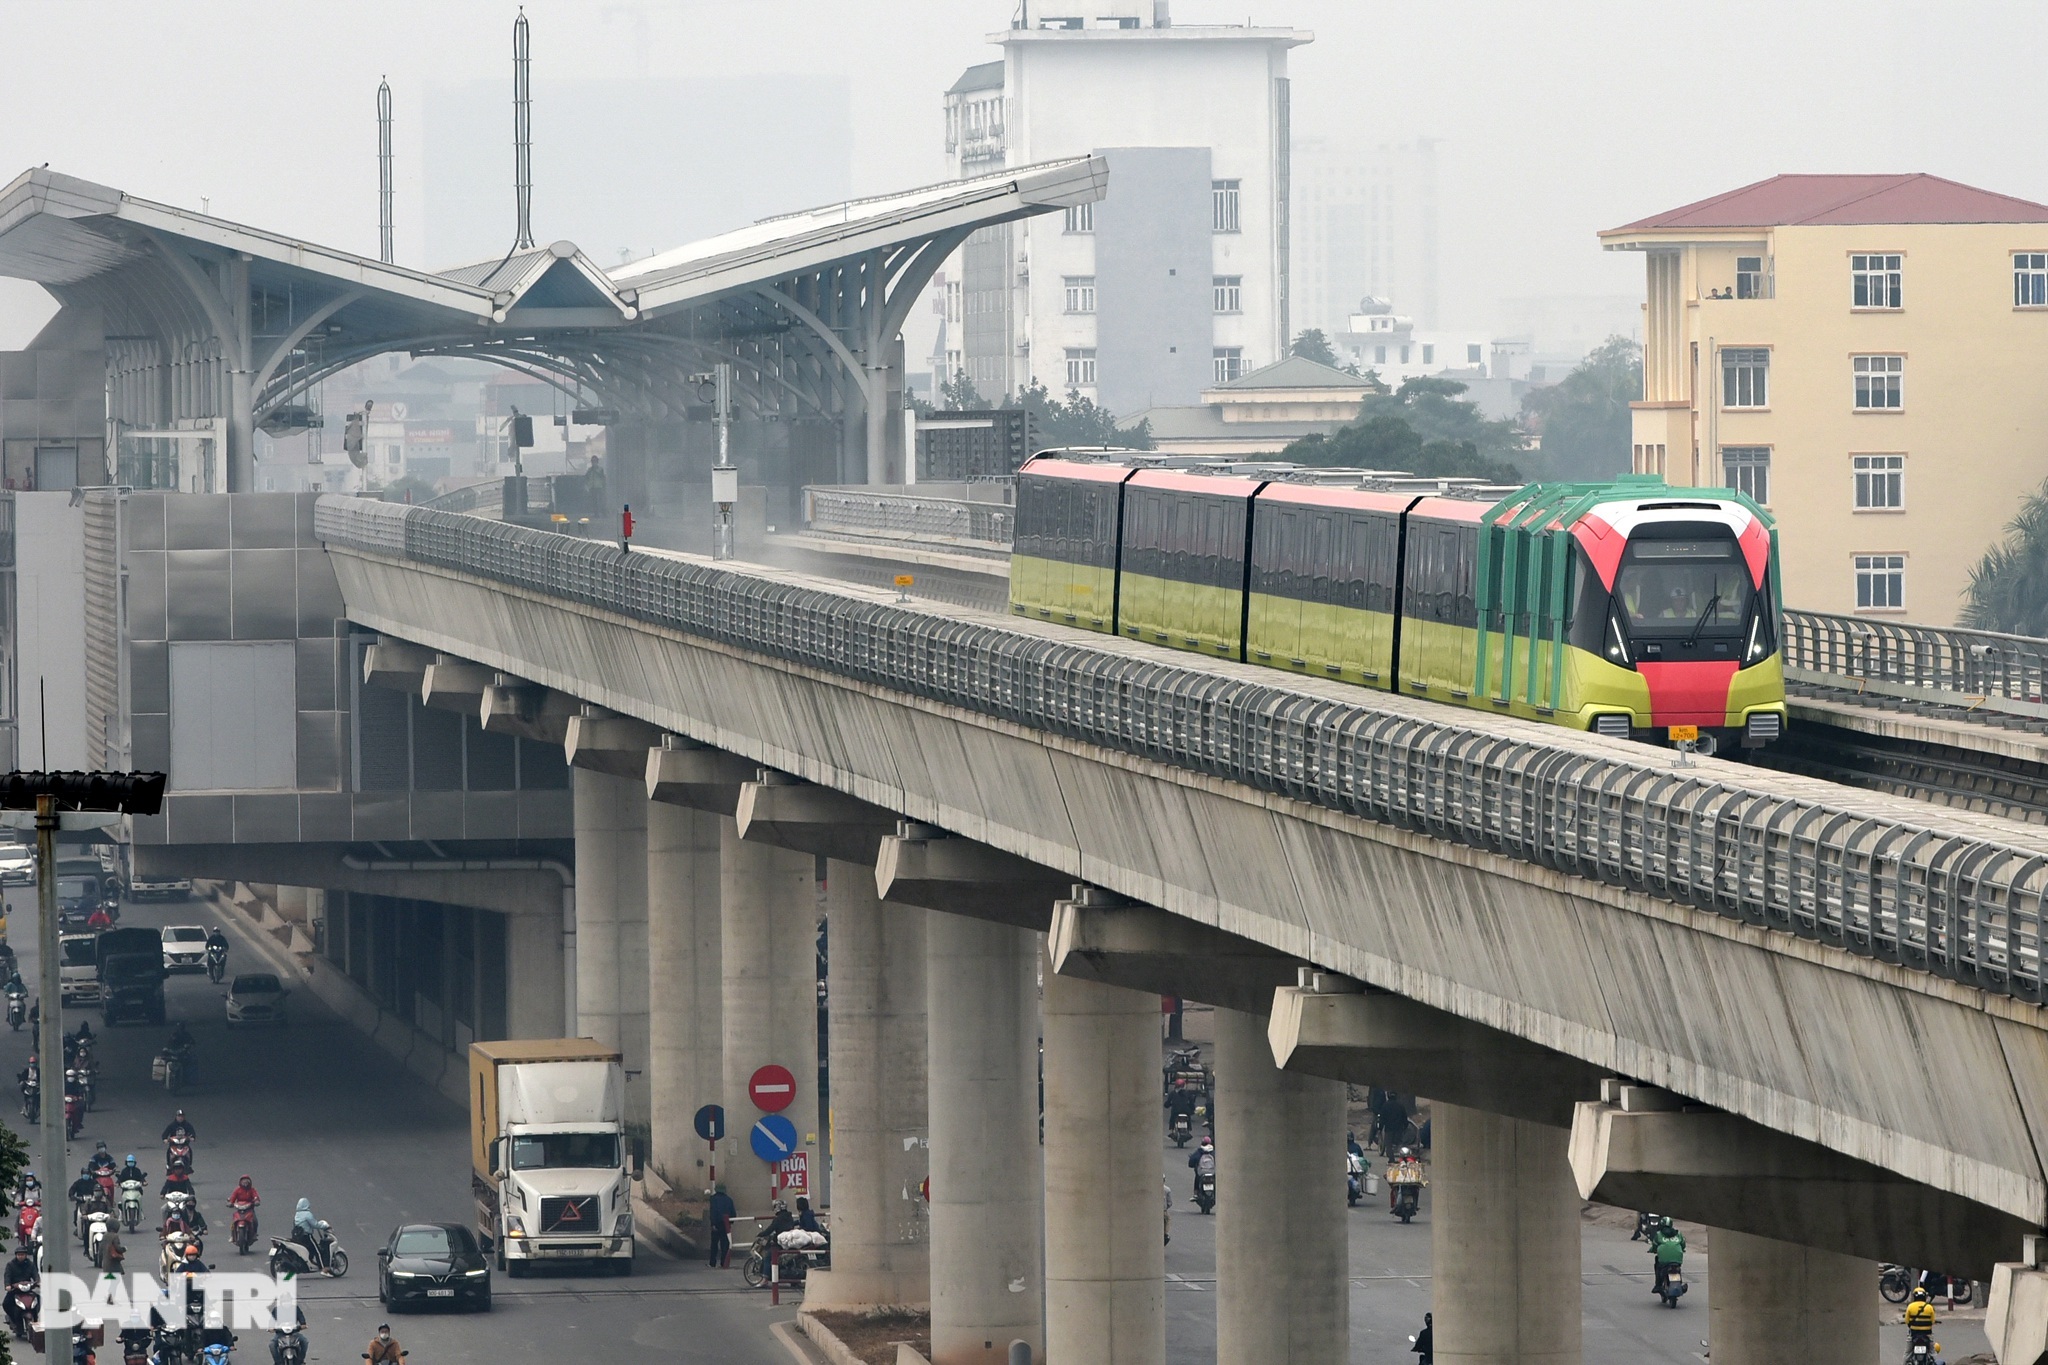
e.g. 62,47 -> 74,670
504,909 -> 566,1041
1709,1230 -> 1874,1365
647,800 -> 722,1188
574,768 -> 650,1126
719,817 -> 820,1220
1041,948 -> 1163,1365
927,915 -> 1043,1365
1434,1103 -> 1581,1365
1215,1007 -> 1348,1364
808,861 -> 928,1309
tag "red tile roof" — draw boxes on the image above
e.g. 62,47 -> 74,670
1606,174 -> 2048,233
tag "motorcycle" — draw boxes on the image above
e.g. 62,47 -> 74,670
205,947 -> 227,986
117,1180 -> 143,1233
1655,1261 -> 1688,1308
271,1329 -> 307,1365
1169,1109 -> 1192,1147
16,1201 -> 40,1248
1193,1162 -> 1216,1215
6,995 -> 22,1032
1907,1335 -> 1941,1365
228,1205 -> 257,1256
165,1138 -> 194,1175
117,1328 -> 151,1365
83,1209 -> 112,1268
153,1051 -> 187,1095
740,1227 -> 829,1289
268,1225 -> 348,1279
1881,1263 -> 1914,1303
64,1092 -> 84,1140
1346,1151 -> 1367,1207
200,1340 -> 231,1365
18,1080 -> 35,1123
4,1282 -> 36,1340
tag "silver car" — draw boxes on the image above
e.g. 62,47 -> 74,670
224,972 -> 288,1027
160,925 -> 208,973
0,842 -> 33,886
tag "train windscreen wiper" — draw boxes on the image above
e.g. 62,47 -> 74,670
1681,593 -> 1722,650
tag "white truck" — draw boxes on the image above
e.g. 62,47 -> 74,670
59,932 -> 101,1005
470,1039 -> 636,1276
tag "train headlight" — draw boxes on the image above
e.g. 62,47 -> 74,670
1745,614 -> 1765,661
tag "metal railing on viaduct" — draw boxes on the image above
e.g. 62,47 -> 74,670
318,496 -> 2048,1006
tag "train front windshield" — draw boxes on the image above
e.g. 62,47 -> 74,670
1613,539 -> 1755,637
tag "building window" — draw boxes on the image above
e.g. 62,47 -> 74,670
1854,554 -> 1906,610
1736,256 -> 1766,299
1212,180 -> 1241,233
2016,253 -> 2048,306
1374,345 -> 1387,364
1213,348 -> 1243,383
1400,345 -> 1411,364
1422,344 -> 1435,365
1634,443 -> 1669,477
1851,253 -> 1902,309
1063,276 -> 1095,314
1064,202 -> 1095,234
1853,454 -> 1905,510
1722,446 -> 1770,504
1064,348 -> 1096,387
1722,347 -> 1769,408
1466,344 -> 1483,365
1212,276 -> 1242,313
1853,354 -> 1904,410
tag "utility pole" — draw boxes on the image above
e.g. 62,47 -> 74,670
700,364 -> 736,560
377,79 -> 395,265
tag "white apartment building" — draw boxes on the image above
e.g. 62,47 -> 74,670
1294,137 -> 1441,336
939,2 -> 1311,415
1331,298 -> 1498,387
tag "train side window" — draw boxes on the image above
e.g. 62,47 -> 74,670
1167,496 -> 1190,582
1094,486 -> 1118,569
1309,515 -> 1335,604
1251,504 -> 1277,596
1458,528 -> 1478,626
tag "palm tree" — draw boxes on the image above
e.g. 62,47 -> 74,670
1963,478 -> 2048,635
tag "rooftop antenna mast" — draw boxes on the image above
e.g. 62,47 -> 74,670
376,78 -> 394,264
512,9 -> 535,250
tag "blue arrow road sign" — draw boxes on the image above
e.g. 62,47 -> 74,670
694,1104 -> 725,1142
750,1113 -> 798,1164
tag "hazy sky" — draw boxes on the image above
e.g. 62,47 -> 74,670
3,0 -> 2047,349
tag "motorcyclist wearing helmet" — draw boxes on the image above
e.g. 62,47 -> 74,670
1187,1134 -> 1214,1173
161,1110 -> 196,1143
117,1155 -> 146,1186
290,1199 -> 329,1269
86,1144 -> 115,1178
1905,1286 -> 1937,1347
1649,1216 -> 1686,1293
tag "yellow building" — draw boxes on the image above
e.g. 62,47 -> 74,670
1601,174 -> 2048,623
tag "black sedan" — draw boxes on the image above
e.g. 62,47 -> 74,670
377,1223 -> 491,1311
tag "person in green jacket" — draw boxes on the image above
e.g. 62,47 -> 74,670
1650,1217 -> 1686,1294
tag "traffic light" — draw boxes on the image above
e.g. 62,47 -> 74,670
343,411 -> 367,469
511,413 -> 534,449
0,771 -> 166,815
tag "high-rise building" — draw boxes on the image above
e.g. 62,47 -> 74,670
1294,138 -> 1440,335
938,2 -> 1310,416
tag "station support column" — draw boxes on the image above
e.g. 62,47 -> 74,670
1433,1103 -> 1581,1365
646,798 -> 722,1190
1709,1230 -> 1874,1365
926,914 -> 1044,1365
1213,1006 -> 1348,1363
573,768 -> 649,1127
718,816 -> 820,1221
1041,945 -> 1163,1365
807,860 -> 929,1308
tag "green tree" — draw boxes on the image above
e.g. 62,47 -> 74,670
1014,382 -> 1153,451
379,475 -> 439,505
1290,329 -> 1339,367
1519,335 -> 1641,481
1284,376 -> 1523,481
939,369 -> 990,411
1963,478 -> 2048,635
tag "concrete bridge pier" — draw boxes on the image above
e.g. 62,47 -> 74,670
570,765 -> 650,1126
1041,895 -> 1164,1365
1708,1230 -> 1873,1365
925,912 -> 1045,1365
806,859 -> 930,1309
645,795 -> 722,1190
719,815 -> 821,1221
1213,1005 -> 1348,1364
1434,1102 -> 1582,1365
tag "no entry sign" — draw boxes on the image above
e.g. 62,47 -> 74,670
748,1064 -> 796,1113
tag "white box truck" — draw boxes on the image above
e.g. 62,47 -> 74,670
470,1039 -> 635,1276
